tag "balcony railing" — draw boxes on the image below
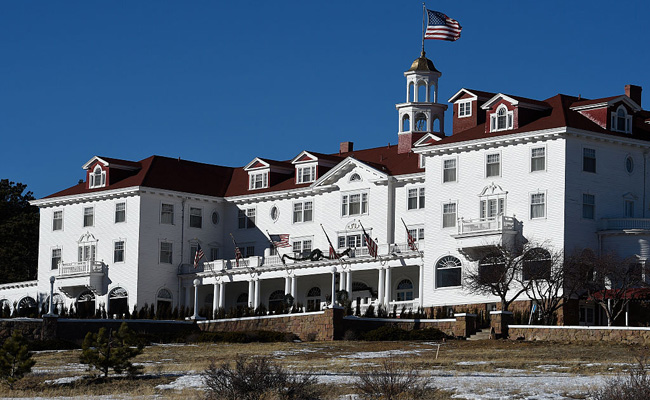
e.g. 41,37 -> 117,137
59,260 -> 106,277
457,215 -> 516,236
599,218 -> 650,231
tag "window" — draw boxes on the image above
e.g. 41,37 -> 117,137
293,201 -> 313,223
270,206 -> 279,221
306,287 -> 322,311
443,159 -> 457,182
114,241 -> 125,263
486,153 -> 500,177
115,202 -> 126,223
342,192 -> 368,216
443,203 -> 457,228
531,147 -> 545,172
478,254 -> 506,284
611,106 -> 632,133
407,227 -> 425,242
458,100 -> 472,117
480,198 -> 505,219
522,248 -> 551,281
407,187 -> 425,210
297,165 -> 316,183
583,194 -> 595,219
626,156 -> 634,174
211,211 -> 220,225
210,247 -> 219,261
583,148 -> 596,173
249,172 -> 268,190
53,210 -> 63,231
436,256 -> 462,288
89,165 -> 106,188
338,233 -> 362,248
161,203 -> 174,224
160,242 -> 173,264
51,248 -> 61,270
530,193 -> 546,219
292,238 -> 313,257
83,207 -> 94,227
396,279 -> 414,301
189,207 -> 202,228
350,173 -> 362,182
238,208 -> 256,229
490,105 -> 513,132
78,243 -> 96,262
625,200 -> 635,218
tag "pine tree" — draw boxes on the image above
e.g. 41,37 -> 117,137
0,332 -> 35,389
79,322 -> 144,378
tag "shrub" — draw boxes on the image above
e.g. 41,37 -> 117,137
79,322 -> 144,378
355,357 -> 436,400
592,355 -> 650,400
0,332 -> 35,389
203,354 -> 322,400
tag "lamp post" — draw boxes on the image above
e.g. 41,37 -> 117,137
45,276 -> 57,317
330,266 -> 337,307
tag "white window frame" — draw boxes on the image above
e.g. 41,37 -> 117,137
159,241 -> 173,264
113,240 -> 125,263
115,202 -> 126,223
583,147 -> 596,173
435,255 -> 463,288
161,203 -> 174,225
51,247 -> 62,270
238,208 -> 256,229
611,105 -> 632,133
341,191 -> 369,217
458,100 -> 472,118
53,210 -> 63,231
337,232 -> 363,249
419,154 -> 425,169
490,105 -> 514,132
406,226 -> 425,242
291,237 -> 313,257
292,200 -> 313,223
442,202 -> 457,228
296,164 -> 316,184
530,191 -> 546,219
189,207 -> 203,229
249,171 -> 268,190
530,146 -> 546,172
485,152 -> 501,178
407,187 -> 425,210
210,247 -> 220,261
89,165 -> 106,188
443,158 -> 457,183
83,207 -> 94,227
582,193 -> 595,220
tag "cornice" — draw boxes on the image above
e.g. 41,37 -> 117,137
226,184 -> 340,204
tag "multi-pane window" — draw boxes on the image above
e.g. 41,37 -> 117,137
583,194 -> 595,219
407,227 -> 425,241
249,172 -> 268,189
611,106 -> 632,133
486,153 -> 500,177
238,208 -> 256,229
210,247 -> 219,261
293,201 -> 313,223
161,203 -> 174,224
338,234 -> 362,248
189,207 -> 202,228
443,203 -> 457,227
443,159 -> 457,182
342,192 -> 368,216
458,100 -> 471,117
480,198 -> 505,219
436,256 -> 462,288
407,187 -> 425,210
89,166 -> 106,188
78,243 -> 96,262
292,239 -> 313,257
53,210 -> 63,231
296,165 -> 316,183
490,105 -> 513,132
51,248 -> 61,270
114,241 -> 125,263
396,279 -> 414,301
160,242 -> 173,264
625,200 -> 635,218
530,193 -> 546,219
243,246 -> 255,257
83,207 -> 94,227
531,147 -> 545,172
583,148 -> 596,173
115,202 -> 126,223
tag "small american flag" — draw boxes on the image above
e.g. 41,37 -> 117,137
270,234 -> 291,248
425,10 -> 462,41
406,229 -> 418,251
234,246 -> 243,267
193,244 -> 205,269
361,224 -> 378,259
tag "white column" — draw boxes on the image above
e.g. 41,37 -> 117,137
419,264 -> 425,308
219,282 -> 226,309
254,279 -> 260,309
331,267 -> 337,306
213,284 -> 219,315
377,268 -> 385,306
291,276 -> 297,298
346,271 -> 352,296
192,279 -> 202,320
339,270 -> 346,292
384,267 -> 392,306
104,293 -> 110,316
285,276 -> 291,295
248,280 -> 255,307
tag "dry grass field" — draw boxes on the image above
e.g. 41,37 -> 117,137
1,339 -> 646,399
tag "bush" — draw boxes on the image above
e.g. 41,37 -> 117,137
203,354 -> 322,400
592,355 -> 650,400
355,357 -> 436,400
79,322 -> 144,378
0,332 -> 35,389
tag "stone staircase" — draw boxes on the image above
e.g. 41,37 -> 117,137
466,329 -> 492,341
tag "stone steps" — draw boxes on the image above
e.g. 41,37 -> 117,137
466,329 -> 492,341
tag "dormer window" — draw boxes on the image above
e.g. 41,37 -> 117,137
458,100 -> 472,117
611,105 -> 632,133
490,105 -> 513,132
89,165 -> 106,188
249,171 -> 268,190
296,165 -> 316,184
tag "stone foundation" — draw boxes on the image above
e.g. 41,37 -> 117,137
509,325 -> 650,345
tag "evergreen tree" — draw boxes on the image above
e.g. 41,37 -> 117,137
0,332 -> 35,389
79,322 -> 144,378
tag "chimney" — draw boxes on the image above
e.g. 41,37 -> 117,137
625,84 -> 642,106
340,141 -> 353,153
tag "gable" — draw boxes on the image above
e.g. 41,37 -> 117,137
312,157 -> 389,188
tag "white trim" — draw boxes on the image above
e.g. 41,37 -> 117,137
569,95 -> 641,112
458,99 -> 472,118
529,190 -> 547,220
529,145 -> 546,173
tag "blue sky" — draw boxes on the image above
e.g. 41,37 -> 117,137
2,1 -> 649,198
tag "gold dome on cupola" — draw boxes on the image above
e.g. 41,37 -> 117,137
408,50 -> 440,73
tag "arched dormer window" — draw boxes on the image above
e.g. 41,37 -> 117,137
89,165 -> 106,188
402,114 -> 410,132
414,113 -> 427,132
611,105 -> 632,133
490,105 -> 514,132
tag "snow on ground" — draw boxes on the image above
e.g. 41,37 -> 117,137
340,349 -> 425,359
155,372 -> 204,391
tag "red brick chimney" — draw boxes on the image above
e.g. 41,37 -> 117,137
625,84 -> 642,106
398,132 -> 426,154
340,141 -> 353,153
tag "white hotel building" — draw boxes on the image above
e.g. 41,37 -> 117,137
3,51 -> 650,325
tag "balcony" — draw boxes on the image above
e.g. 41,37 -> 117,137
599,218 -> 650,232
452,215 -> 518,261
57,260 -> 107,296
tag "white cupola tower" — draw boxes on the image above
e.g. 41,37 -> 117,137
396,50 -> 448,154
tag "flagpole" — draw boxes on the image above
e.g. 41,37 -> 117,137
421,3 -> 426,53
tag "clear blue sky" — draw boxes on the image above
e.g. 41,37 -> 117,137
2,1 -> 649,198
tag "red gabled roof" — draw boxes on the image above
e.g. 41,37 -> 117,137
570,95 -> 622,108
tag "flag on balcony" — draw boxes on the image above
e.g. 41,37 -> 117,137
230,233 -> 243,268
401,218 -> 418,251
193,243 -> 205,269
360,222 -> 378,258
321,224 -> 339,260
269,233 -> 291,248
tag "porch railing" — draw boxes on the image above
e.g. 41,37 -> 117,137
599,218 -> 650,231
457,215 -> 516,235
59,260 -> 105,276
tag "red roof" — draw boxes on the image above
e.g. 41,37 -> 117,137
589,288 -> 650,301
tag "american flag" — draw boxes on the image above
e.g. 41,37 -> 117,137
193,243 -> 205,269
406,229 -> 418,251
234,246 -> 243,267
270,234 -> 291,248
361,224 -> 378,259
425,10 -> 462,41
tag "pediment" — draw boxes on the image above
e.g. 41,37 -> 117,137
448,88 -> 478,103
244,158 -> 270,171
82,156 -> 110,170
478,182 -> 507,196
291,151 -> 318,164
413,133 -> 442,147
312,157 -> 388,188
